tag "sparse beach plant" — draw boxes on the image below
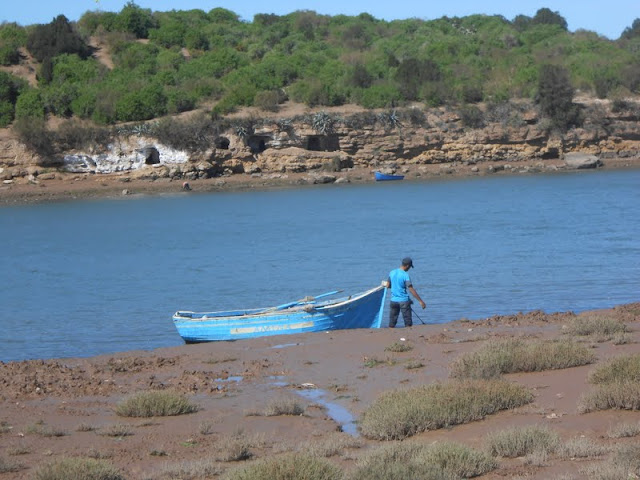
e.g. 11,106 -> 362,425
263,397 -> 305,416
359,379 -> 533,440
450,338 -> 595,379
76,423 -> 98,432
558,436 -> 608,459
385,341 -> 413,353
487,425 -> 559,457
564,313 -> 627,340
405,360 -> 425,370
32,457 -> 125,480
98,424 -> 133,438
607,421 -> 640,438
115,390 -> 198,417
349,441 -> 496,480
0,456 -> 22,474
158,459 -> 222,479
223,452 -> 342,480
580,354 -> 640,413
588,353 -> 640,385
302,432 -> 362,457
26,423 -> 68,437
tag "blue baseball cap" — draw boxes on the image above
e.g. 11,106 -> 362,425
402,257 -> 414,268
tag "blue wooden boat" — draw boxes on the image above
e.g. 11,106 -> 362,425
374,171 -> 404,181
173,286 -> 387,342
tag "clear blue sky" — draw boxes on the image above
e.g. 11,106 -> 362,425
2,0 -> 639,40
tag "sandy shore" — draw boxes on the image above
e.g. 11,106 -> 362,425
0,303 -> 639,479
2,158 -> 640,206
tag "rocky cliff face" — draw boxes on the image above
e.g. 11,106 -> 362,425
1,100 -> 639,182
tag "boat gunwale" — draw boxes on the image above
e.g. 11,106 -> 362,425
173,285 -> 384,322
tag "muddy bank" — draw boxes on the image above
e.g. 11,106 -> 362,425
1,157 -> 639,206
0,303 -> 638,479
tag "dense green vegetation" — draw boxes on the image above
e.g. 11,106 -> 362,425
1,3 -> 639,132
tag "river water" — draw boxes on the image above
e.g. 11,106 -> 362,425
1,169 -> 638,362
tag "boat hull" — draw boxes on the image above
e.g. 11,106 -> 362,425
173,286 -> 386,342
374,171 -> 404,181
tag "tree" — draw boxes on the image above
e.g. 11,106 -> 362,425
115,2 -> 156,39
394,58 -> 441,101
620,18 -> 640,40
531,8 -> 568,30
26,15 -> 91,63
537,64 -> 580,131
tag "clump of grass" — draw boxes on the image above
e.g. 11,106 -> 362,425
216,432 -> 254,462
159,459 -> 222,479
223,452 -> 342,480
607,421 -> 640,438
579,381 -> 640,412
263,397 -> 305,416
363,356 -> 396,368
0,421 -> 10,434
32,458 -> 125,480
487,425 -> 559,457
359,379 -> 533,440
115,390 -> 198,417
149,449 -> 167,457
76,423 -> 98,432
405,360 -> 425,370
588,353 -> 640,385
580,354 -> 640,413
564,313 -> 627,340
98,424 -> 133,438
557,436 -> 608,459
26,423 -> 68,437
385,341 -> 413,353
199,421 -> 215,435
86,449 -> 112,460
7,445 -> 31,456
450,338 -> 596,379
302,432 -> 362,457
0,456 -> 22,474
350,441 -> 496,480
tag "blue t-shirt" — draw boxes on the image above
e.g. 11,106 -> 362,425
389,268 -> 412,302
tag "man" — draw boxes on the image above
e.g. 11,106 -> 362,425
386,257 -> 426,328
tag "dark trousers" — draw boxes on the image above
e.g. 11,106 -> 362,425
389,301 -> 412,327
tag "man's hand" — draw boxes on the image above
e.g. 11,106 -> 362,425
419,300 -> 426,309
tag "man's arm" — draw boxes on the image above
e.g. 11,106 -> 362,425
408,285 -> 426,309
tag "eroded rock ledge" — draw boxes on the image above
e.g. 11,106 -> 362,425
1,100 -> 639,184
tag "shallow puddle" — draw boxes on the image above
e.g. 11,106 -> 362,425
295,388 -> 358,436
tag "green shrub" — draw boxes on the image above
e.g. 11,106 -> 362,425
223,452 -> 342,480
32,457 -> 124,480
359,379 -> 533,440
13,117 -> 55,156
450,338 -> 596,379
115,390 -> 198,417
0,23 -> 27,65
458,105 -> 485,128
488,425 -> 559,457
14,89 -> 45,119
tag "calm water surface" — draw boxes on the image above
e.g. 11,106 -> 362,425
1,169 -> 638,362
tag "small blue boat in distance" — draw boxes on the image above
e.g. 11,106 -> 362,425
374,171 -> 405,181
173,285 -> 387,342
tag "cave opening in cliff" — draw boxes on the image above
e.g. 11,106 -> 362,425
248,135 -> 269,154
215,137 -> 230,149
305,134 -> 339,152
